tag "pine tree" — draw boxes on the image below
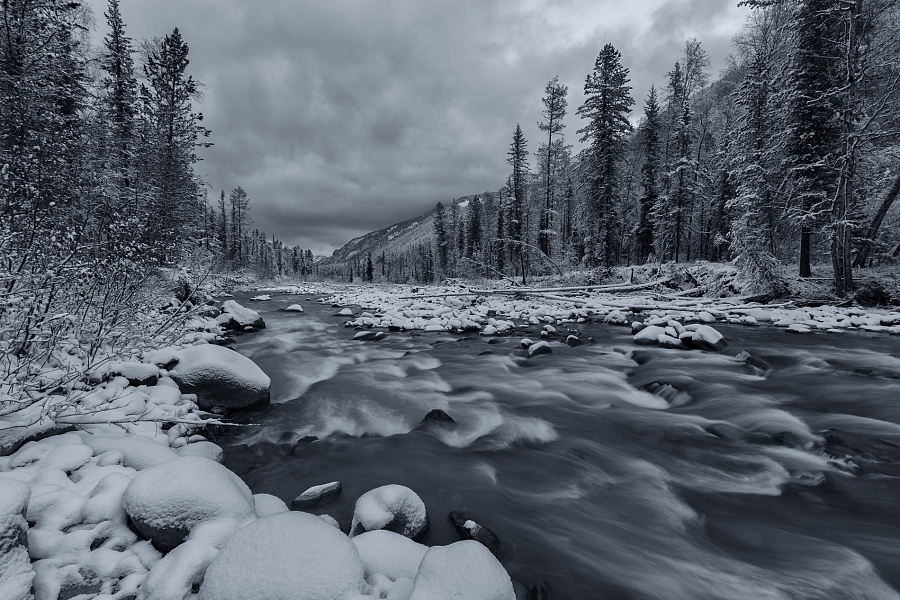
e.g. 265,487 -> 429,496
636,86 -> 661,263
577,43 -> 634,267
433,201 -> 449,279
229,187 -> 250,264
217,190 -> 228,254
140,28 -> 212,262
537,77 -> 567,257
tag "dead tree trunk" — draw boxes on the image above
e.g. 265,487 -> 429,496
852,172 -> 900,268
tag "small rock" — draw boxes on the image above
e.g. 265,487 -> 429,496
285,304 -> 304,313
520,338 -> 533,349
528,584 -> 551,600
448,511 -> 500,556
353,331 -> 377,341
631,322 -> 646,335
487,338 -> 505,345
420,409 -> 456,426
691,325 -> 726,351
350,485 -> 428,540
339,307 -> 354,316
565,335 -> 582,347
292,481 -> 342,509
374,332 -> 388,341
633,325 -> 665,346
657,334 -> 683,349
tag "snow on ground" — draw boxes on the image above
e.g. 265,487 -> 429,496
315,284 -> 900,339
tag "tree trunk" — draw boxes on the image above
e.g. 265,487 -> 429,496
799,226 -> 812,278
852,172 -> 900,267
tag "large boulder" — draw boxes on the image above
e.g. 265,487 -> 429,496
408,540 -> 516,600
123,456 -> 256,552
351,529 -> 428,581
0,478 -> 34,600
198,512 -> 367,600
169,345 -> 270,411
80,433 -> 179,471
220,300 -> 266,330
691,325 -> 726,352
350,484 -> 428,540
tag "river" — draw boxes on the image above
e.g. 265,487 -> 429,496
219,291 -> 900,600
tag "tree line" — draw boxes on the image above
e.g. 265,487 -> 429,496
422,0 -> 900,294
0,0 -> 310,371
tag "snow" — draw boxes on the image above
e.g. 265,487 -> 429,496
253,493 -> 289,518
351,530 -> 428,581
351,484 -> 428,540
408,540 -> 515,600
285,304 -> 305,312
108,362 -> 160,386
692,325 -> 726,351
80,433 -> 179,471
177,441 -> 225,463
169,344 -> 271,411
137,539 -> 218,600
122,456 -> 256,552
198,511 -> 368,600
0,478 -> 34,600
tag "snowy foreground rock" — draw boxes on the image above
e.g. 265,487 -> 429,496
1,424 -> 518,600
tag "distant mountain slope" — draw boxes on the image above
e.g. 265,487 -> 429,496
319,195 -> 478,270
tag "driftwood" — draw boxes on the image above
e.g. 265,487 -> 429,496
398,277 -> 674,300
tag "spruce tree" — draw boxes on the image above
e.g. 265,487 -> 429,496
636,86 -> 661,263
507,125 -> 529,281
577,43 -> 634,267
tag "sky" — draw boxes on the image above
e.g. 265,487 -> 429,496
82,0 -> 750,256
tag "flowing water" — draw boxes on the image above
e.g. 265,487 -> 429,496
219,292 -> 900,600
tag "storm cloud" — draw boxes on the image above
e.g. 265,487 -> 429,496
82,0 -> 748,255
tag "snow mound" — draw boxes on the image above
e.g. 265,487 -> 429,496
198,511 -> 367,600
80,433 -> 179,471
137,539 -> 218,600
352,529 -> 428,581
408,540 -> 515,600
123,457 -> 256,552
169,344 -> 271,411
177,441 -> 225,463
108,361 -> 160,386
0,478 -> 34,600
253,494 -> 289,518
350,484 -> 428,540
220,300 -> 266,329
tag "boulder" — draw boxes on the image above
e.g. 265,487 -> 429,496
527,341 -> 552,358
351,529 -> 428,581
657,334 -> 683,350
253,494 -> 289,518
420,409 -> 456,426
80,433 -> 178,470
177,441 -> 225,464
449,511 -> 500,556
285,304 -> 305,313
520,338 -> 533,349
292,482 -> 341,509
374,332 -> 388,341
198,512 -> 367,600
633,325 -> 665,346
408,540 -> 515,600
350,484 -> 428,540
353,331 -> 377,341
565,335 -> 582,347
169,345 -> 270,411
123,456 -> 256,552
0,478 -> 34,600
691,325 -> 726,351
220,300 -> 266,330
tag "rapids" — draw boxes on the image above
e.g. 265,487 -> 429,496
219,292 -> 900,599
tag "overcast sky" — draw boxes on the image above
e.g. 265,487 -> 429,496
83,0 -> 749,255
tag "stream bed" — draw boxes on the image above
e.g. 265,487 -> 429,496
219,291 -> 900,600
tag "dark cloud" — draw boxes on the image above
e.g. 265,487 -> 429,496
83,0 -> 748,255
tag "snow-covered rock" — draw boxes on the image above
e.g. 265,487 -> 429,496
604,310 -> 629,326
527,341 -> 552,358
80,433 -> 179,471
108,362 -> 160,387
350,484 -> 428,540
293,481 -> 341,509
220,300 -> 266,330
250,294 -> 272,301
339,307 -> 354,316
408,540 -> 515,600
177,441 -> 225,463
634,325 -> 665,346
351,529 -> 428,581
354,331 -> 377,341
691,325 -> 726,351
137,539 -> 218,600
169,345 -> 270,412
252,494 -> 289,518
786,324 -> 813,334
198,512 -> 367,600
285,304 -> 305,313
123,457 -> 256,552
449,511 -> 500,556
0,478 -> 34,600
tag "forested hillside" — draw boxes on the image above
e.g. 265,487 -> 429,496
324,1 -> 900,295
